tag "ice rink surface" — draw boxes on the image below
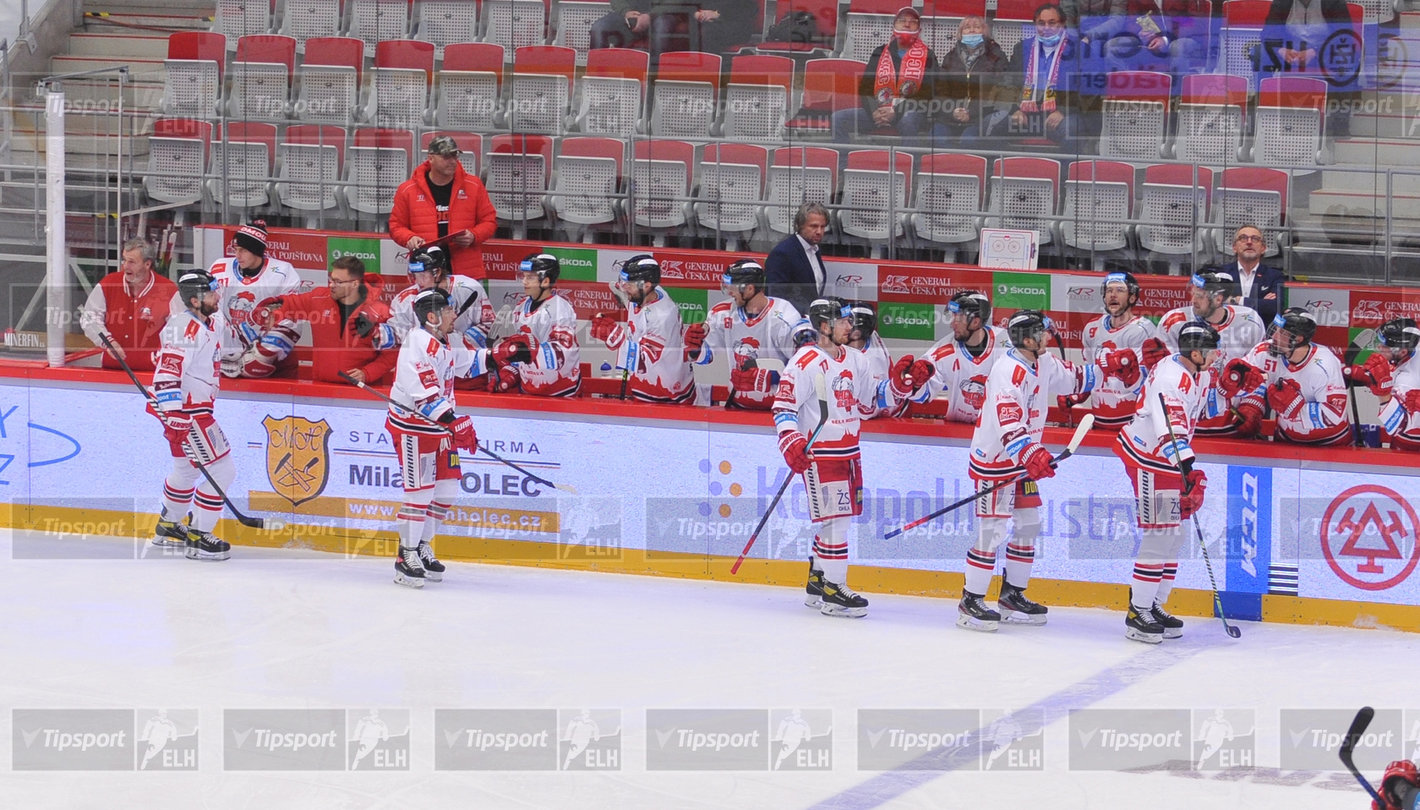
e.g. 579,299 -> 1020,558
0,528 -> 1411,810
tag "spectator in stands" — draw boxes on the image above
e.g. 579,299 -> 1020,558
991,3 -> 1088,150
389,136 -> 498,279
831,6 -> 941,151
765,202 -> 830,317
1105,0 -> 1208,77
589,0 -> 656,50
80,237 -> 177,372
651,0 -> 759,54
1222,225 -> 1287,325
251,257 -> 397,385
933,15 -> 1011,146
1260,0 -> 1354,133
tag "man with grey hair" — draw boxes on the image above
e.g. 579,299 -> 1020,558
80,237 -> 177,371
765,201 -> 829,317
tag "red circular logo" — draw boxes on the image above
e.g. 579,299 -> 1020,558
1320,484 -> 1420,591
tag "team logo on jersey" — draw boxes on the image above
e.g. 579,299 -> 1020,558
262,415 -> 333,506
832,372 -> 856,410
228,291 -> 257,328
961,375 -> 988,410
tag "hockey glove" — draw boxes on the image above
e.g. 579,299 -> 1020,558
730,361 -> 777,394
352,312 -> 377,340
450,414 -> 478,453
1219,358 -> 1266,400
888,355 -> 917,398
1020,443 -> 1055,481
682,321 -> 707,361
1235,400 -> 1265,437
1346,354 -> 1395,398
251,297 -> 282,329
1376,760 -> 1420,810
1100,349 -> 1141,387
590,312 -> 626,349
161,412 -> 193,455
778,431 -> 812,474
791,318 -> 817,349
493,333 -> 535,366
909,358 -> 934,390
1266,378 -> 1305,421
487,362 -> 520,393
1404,389 -> 1420,414
1180,468 -> 1207,519
1141,337 -> 1170,369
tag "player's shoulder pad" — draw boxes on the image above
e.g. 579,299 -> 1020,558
1160,309 -> 1188,330
708,300 -> 733,317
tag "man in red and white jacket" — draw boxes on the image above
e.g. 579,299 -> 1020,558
773,297 -> 927,619
1368,317 -> 1420,451
1234,307 -> 1351,446
81,238 -> 177,372
590,254 -> 698,405
389,136 -> 498,279
252,256 -> 397,385
150,270 -> 236,562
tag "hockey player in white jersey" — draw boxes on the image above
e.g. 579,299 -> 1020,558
847,301 -> 905,420
1233,307 -> 1351,446
384,288 -> 481,588
201,221 -> 304,378
471,253 -> 582,397
1158,271 -> 1267,436
589,255 -> 697,404
1368,318 -> 1420,451
908,290 -> 1011,423
957,310 -> 1134,631
775,297 -> 927,618
387,244 -> 495,351
150,270 -> 236,561
1113,322 -> 1229,643
691,259 -> 808,410
1080,272 -> 1169,429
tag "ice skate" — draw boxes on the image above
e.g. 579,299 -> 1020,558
804,558 -> 824,609
957,591 -> 1000,632
417,541 -> 445,583
153,513 -> 188,548
1125,605 -> 1164,644
183,529 -> 230,561
997,582 -> 1048,625
394,546 -> 426,589
1150,603 -> 1183,639
818,579 -> 867,618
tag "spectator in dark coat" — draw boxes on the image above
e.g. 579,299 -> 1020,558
831,7 -> 941,150
933,15 -> 1011,145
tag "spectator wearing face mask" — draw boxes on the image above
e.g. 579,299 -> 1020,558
990,3 -> 1087,149
831,7 -> 942,150
933,14 -> 1011,145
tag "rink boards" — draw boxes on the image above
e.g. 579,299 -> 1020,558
0,373 -> 1417,632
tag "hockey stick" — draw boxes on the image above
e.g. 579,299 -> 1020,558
883,414 -> 1095,540
729,374 -> 829,576
1159,392 -> 1241,639
337,371 -> 579,496
101,335 -> 283,531
1339,706 -> 1384,805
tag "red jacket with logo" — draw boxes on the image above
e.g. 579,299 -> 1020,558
263,275 -> 398,384
86,271 -> 178,372
388,161 -> 498,279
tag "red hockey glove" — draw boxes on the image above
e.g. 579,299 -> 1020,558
778,431 -> 812,474
1350,353 -> 1395,398
1100,349 -> 1141,387
1234,400 -> 1264,437
493,333 -> 535,366
1020,443 -> 1055,480
251,297 -> 282,329
1180,468 -> 1207,518
161,412 -> 193,454
909,358 -> 934,389
1404,389 -> 1420,413
450,414 -> 477,453
1375,760 -> 1420,810
730,361 -> 776,394
682,321 -> 707,361
590,312 -> 626,349
487,363 -> 519,393
1267,378 -> 1305,421
1141,337 -> 1170,369
888,355 -> 916,398
1219,358 -> 1266,399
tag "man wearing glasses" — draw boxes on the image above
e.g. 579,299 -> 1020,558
1221,225 -> 1287,325
389,136 -> 498,279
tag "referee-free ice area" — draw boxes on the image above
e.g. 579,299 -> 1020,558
0,527 -> 1412,810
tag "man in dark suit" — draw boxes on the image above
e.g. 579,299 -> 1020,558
1222,224 -> 1287,325
765,202 -> 829,317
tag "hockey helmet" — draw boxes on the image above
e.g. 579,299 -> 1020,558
519,252 -> 560,284
408,245 -> 450,281
1176,321 -> 1221,353
177,269 -> 219,307
948,289 -> 991,323
619,254 -> 661,287
1007,309 -> 1054,346
848,301 -> 878,340
807,297 -> 852,330
1102,271 -> 1141,305
1191,269 -> 1240,299
1271,307 -> 1318,344
412,287 -> 452,327
721,258 -> 766,289
1379,317 -> 1420,351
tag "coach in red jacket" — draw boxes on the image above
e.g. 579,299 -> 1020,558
254,256 -> 397,384
389,136 -> 498,279
79,237 -> 177,372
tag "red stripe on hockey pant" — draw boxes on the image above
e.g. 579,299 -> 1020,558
966,549 -> 997,570
1160,564 -> 1177,582
194,493 -> 224,511
1005,543 -> 1035,563
163,483 -> 195,500
1132,564 -> 1165,583
428,501 -> 451,520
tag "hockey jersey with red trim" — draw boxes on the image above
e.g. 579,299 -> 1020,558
387,324 -> 477,436
1116,355 -> 1221,474
389,276 -> 495,346
617,289 -> 696,404
694,296 -> 803,410
200,255 -> 303,362
1238,342 -> 1351,446
969,349 -> 1099,480
773,343 -> 897,460
910,326 -> 1012,423
1081,314 -> 1162,427
151,308 -> 227,414
1380,354 -> 1420,450
1160,304 -> 1266,434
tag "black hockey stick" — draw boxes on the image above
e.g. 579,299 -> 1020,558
729,374 -> 829,575
338,371 -> 579,495
101,335 -> 284,531
884,414 -> 1095,540
1343,338 -> 1368,447
1339,706 -> 1384,805
1159,392 -> 1241,639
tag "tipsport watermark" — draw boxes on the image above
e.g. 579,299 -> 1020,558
224,709 -> 345,771
1069,709 -> 1190,771
857,709 -> 982,771
645,709 -> 769,771
557,709 -> 622,771
346,709 -> 411,771
435,709 -> 557,771
11,708 -> 201,772
1280,708 -> 1402,772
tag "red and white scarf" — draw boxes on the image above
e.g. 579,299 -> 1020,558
873,39 -> 930,108
1019,38 -> 1063,114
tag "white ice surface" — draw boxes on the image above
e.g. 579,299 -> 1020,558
0,528 -> 1410,810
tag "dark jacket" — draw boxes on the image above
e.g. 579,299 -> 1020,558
1224,261 -> 1287,325
764,235 -> 822,318
857,41 -> 941,121
935,39 -> 1011,129
1003,36 -> 1080,115
1259,0 -> 1352,75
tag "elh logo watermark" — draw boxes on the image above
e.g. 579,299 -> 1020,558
1405,709 -> 1420,761
557,709 -> 621,771
645,709 -> 768,771
1069,709 -> 1189,771
1191,709 -> 1254,771
13,709 -> 135,771
770,709 -> 832,771
1280,708 -> 1402,771
982,708 -> 1045,771
224,709 -> 345,771
136,709 -> 199,771
346,709 -> 411,771
435,709 -> 557,771
857,709 -> 981,771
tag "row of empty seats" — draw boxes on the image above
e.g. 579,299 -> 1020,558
145,119 -> 1293,267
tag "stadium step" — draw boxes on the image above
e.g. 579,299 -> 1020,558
1308,188 -> 1420,219
1332,136 -> 1420,165
49,54 -> 165,82
79,9 -> 215,33
66,31 -> 171,59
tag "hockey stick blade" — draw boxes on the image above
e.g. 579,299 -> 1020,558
1339,707 -> 1384,804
